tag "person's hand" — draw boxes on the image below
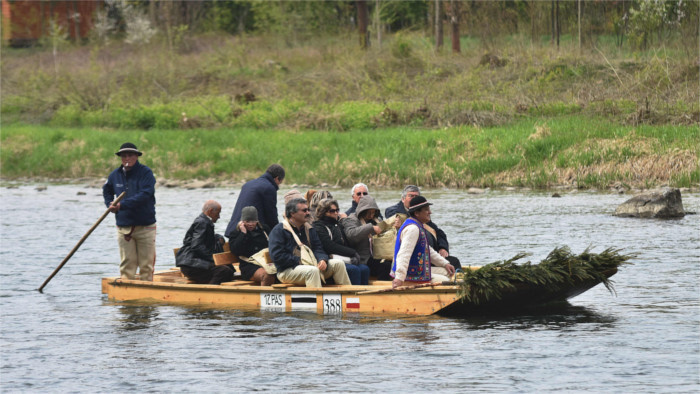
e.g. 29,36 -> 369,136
393,216 -> 401,229
317,260 -> 327,271
392,278 -> 403,289
108,202 -> 120,213
444,263 -> 456,276
439,249 -> 449,258
351,253 -> 361,266
238,221 -> 246,233
372,225 -> 382,235
339,213 -> 348,219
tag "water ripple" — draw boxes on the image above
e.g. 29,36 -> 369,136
1,185 -> 699,392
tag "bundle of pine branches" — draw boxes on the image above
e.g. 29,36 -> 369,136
456,246 -> 634,305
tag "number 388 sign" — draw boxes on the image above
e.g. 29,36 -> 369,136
323,294 -> 342,314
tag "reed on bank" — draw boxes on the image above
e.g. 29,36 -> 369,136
1,116 -> 697,190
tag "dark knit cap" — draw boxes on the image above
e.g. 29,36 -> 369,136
241,206 -> 258,222
115,142 -> 143,156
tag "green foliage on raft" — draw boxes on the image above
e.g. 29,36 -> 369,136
457,247 -> 635,305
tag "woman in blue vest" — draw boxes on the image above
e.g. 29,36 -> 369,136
391,196 -> 455,289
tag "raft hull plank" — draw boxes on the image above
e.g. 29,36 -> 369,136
101,267 -> 617,316
102,277 -> 461,315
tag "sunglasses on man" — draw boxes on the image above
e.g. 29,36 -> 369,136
355,192 -> 368,196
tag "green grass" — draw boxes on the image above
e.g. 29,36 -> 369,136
1,33 -> 697,131
2,116 -> 697,189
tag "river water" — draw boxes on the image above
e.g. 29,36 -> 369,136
1,184 -> 698,392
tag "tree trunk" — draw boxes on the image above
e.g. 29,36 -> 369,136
530,1 -> 536,46
578,0 -> 582,50
375,0 -> 382,48
71,1 -> 79,41
555,0 -> 560,49
149,0 -> 158,28
435,0 -> 443,51
620,0 -> 627,48
550,1 -> 555,46
450,0 -> 460,53
356,0 -> 370,49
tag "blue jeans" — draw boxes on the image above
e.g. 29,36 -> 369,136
345,263 -> 370,285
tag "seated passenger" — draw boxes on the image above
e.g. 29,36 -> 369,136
342,195 -> 393,281
304,189 -> 317,206
269,198 -> 351,287
309,190 -> 335,222
385,185 -> 461,271
284,189 -> 304,205
345,183 -> 382,220
391,196 -> 456,288
228,206 -> 275,286
176,200 -> 234,285
313,198 -> 369,285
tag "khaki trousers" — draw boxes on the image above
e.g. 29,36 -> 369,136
430,266 -> 452,283
117,224 -> 156,281
277,259 -> 351,288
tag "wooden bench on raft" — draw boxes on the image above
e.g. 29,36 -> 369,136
162,244 -> 240,284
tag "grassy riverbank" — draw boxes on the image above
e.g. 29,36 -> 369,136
1,117 -> 697,190
2,33 -> 697,130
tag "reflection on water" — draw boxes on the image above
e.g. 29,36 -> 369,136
461,303 -> 617,330
115,304 -> 159,332
1,185 -> 699,392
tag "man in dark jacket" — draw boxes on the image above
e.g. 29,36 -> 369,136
225,164 -> 285,238
269,198 -> 350,287
176,200 -> 234,285
385,185 -> 461,270
103,142 -> 157,281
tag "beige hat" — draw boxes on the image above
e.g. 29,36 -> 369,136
284,189 -> 304,205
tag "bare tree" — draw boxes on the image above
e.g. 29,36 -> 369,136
356,0 -> 370,49
375,0 -> 382,47
551,0 -> 560,49
449,0 -> 460,53
435,0 -> 443,51
551,1 -> 555,46
578,0 -> 582,50
556,0 -> 560,49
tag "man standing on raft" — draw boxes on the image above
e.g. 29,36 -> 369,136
103,142 -> 157,281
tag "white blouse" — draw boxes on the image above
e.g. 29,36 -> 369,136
393,223 -> 449,282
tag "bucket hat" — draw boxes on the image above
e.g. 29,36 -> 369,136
115,142 -> 142,156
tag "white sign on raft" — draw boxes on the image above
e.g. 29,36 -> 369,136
322,294 -> 342,314
291,293 -> 317,311
260,293 -> 285,311
260,293 -> 348,314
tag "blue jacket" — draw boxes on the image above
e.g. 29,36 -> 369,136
102,161 -> 156,227
268,221 -> 328,273
175,213 -> 218,270
385,201 -> 449,252
225,172 -> 279,238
